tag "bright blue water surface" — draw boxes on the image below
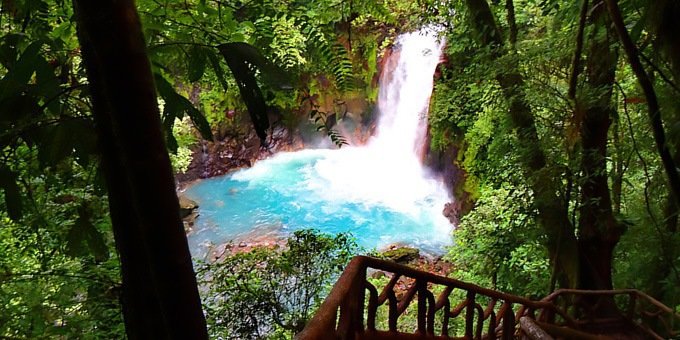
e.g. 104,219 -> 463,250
184,149 -> 452,257
185,28 -> 452,257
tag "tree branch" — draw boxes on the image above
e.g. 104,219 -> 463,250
505,0 -> 518,46
568,0 -> 589,100
604,0 -> 680,208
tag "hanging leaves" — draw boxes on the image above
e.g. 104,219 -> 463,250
154,72 -> 213,151
218,42 -> 282,145
0,166 -> 23,220
186,45 -> 208,83
310,110 -> 348,148
66,205 -> 109,262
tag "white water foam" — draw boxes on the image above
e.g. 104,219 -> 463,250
311,27 -> 450,224
190,27 -> 453,253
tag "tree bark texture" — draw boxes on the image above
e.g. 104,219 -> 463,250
463,0 -> 579,288
646,0 -> 680,302
577,2 -> 622,291
72,0 -> 208,338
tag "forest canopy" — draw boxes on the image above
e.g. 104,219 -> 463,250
1,0 -> 679,338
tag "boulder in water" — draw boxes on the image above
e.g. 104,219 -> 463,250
178,195 -> 199,218
381,246 -> 420,263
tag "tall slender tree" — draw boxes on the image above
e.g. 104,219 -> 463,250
460,0 -> 626,291
72,0 -> 208,338
463,0 -> 579,288
577,1 -> 622,291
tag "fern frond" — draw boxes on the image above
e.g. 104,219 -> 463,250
300,20 -> 355,93
309,109 -> 349,148
354,0 -> 394,24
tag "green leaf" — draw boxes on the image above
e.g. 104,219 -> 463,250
154,72 -> 213,142
187,46 -> 207,82
0,92 -> 40,124
218,42 -> 290,89
0,41 -> 44,101
206,49 -> 229,91
36,123 -> 72,167
218,43 -> 273,143
182,97 -> 213,141
0,33 -> 24,69
34,118 -> 94,167
163,115 -> 179,153
34,56 -> 62,114
66,206 -> 109,262
0,167 -> 22,220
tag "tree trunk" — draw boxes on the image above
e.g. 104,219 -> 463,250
577,1 -> 622,291
647,0 -> 680,301
463,0 -> 579,288
72,0 -> 208,338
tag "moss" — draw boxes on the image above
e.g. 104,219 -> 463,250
380,246 -> 419,263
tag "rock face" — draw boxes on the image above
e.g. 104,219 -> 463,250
175,125 -> 304,184
423,139 -> 474,225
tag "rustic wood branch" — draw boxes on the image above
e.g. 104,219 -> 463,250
520,316 -> 554,340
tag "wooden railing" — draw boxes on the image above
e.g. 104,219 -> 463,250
541,289 -> 680,339
296,256 -> 574,339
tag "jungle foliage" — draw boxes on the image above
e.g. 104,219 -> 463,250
1,0 -> 680,338
198,230 -> 357,339
428,0 -> 680,308
0,0 -> 391,337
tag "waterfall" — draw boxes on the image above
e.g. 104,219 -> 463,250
312,27 -> 449,218
371,28 -> 445,158
186,28 -> 453,255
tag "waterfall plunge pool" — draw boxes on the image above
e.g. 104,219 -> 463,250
184,28 -> 454,258
184,148 -> 453,258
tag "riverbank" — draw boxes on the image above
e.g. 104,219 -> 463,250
175,124 -> 306,190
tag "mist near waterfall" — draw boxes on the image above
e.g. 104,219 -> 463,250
185,28 -> 453,256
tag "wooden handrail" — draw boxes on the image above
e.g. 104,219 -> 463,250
296,256 -> 366,339
297,256 -> 571,339
541,288 -> 680,339
297,256 -> 680,339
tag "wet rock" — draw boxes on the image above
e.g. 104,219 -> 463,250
210,243 -> 231,261
381,246 -> 420,263
442,202 -> 457,224
182,211 -> 199,234
178,195 -> 199,218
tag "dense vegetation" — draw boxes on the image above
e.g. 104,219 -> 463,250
1,0 -> 679,338
429,0 -> 680,305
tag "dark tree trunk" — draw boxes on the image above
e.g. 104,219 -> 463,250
463,0 -> 579,288
577,2 -> 622,291
646,0 -> 680,301
72,0 -> 208,338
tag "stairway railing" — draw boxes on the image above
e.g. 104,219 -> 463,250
296,256 -> 574,339
541,289 -> 680,339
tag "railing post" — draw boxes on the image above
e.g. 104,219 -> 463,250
417,279 -> 426,335
502,302 -> 515,340
627,292 -> 636,320
465,291 -> 475,338
338,264 -> 366,339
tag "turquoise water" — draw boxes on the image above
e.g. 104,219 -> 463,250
185,28 -> 453,257
184,149 -> 453,257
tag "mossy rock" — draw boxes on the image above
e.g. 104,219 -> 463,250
381,247 -> 419,263
178,195 -> 199,218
